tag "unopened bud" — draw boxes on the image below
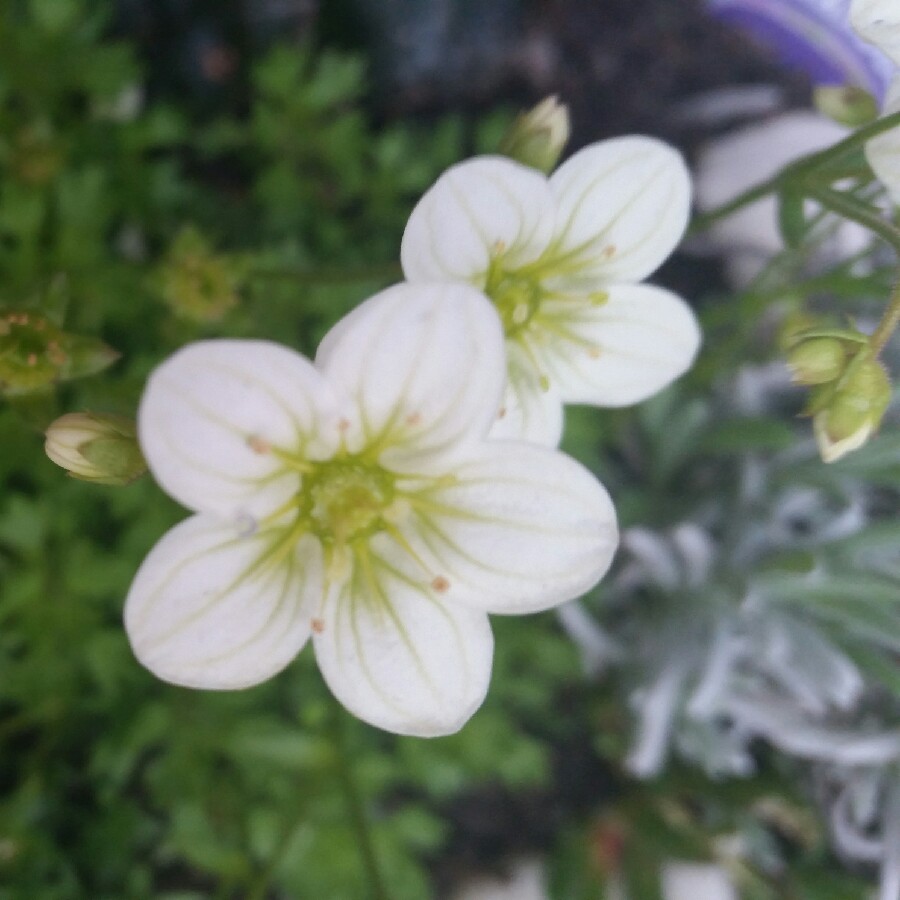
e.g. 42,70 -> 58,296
813,358 -> 891,463
498,96 -> 570,174
0,310 -> 119,397
813,85 -> 879,128
778,310 -> 819,352
160,227 -> 241,323
45,412 -> 146,485
786,337 -> 847,385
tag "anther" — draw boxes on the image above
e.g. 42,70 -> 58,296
247,435 -> 271,454
311,618 -> 325,634
405,411 -> 422,426
587,345 -> 601,359
497,406 -> 507,419
431,575 -> 450,593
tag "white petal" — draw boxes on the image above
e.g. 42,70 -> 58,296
139,340 -> 342,518
125,515 -> 321,689
534,284 -> 700,407
866,75 -> 900,204
488,344 -> 564,446
852,0 -> 900,66
313,540 -> 493,736
547,136 -> 691,284
401,156 -> 555,286
399,443 -> 618,614
316,282 -> 506,468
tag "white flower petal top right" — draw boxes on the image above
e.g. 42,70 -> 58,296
851,0 -> 900,68
401,137 -> 701,446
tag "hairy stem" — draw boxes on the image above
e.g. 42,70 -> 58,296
869,274 -> 900,357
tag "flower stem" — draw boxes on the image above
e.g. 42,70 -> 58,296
869,273 -> 900,357
329,699 -> 391,900
690,108 -> 900,234
805,187 -> 900,256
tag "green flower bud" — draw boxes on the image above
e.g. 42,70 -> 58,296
786,337 -> 847,385
813,85 -> 879,128
778,310 -> 819,352
498,96 -> 570,174
0,310 -> 119,397
160,227 -> 241,323
45,412 -> 146,485
813,358 -> 891,463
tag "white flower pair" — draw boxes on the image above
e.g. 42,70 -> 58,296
126,136 -> 699,736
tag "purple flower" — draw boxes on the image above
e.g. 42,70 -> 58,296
707,0 -> 894,102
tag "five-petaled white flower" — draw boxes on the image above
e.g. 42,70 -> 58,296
126,283 -> 618,737
400,137 -> 701,445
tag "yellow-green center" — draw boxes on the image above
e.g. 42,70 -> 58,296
484,261 -> 543,338
300,458 -> 396,544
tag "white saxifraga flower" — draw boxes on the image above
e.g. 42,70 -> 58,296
400,138 -> 701,445
125,283 -> 618,737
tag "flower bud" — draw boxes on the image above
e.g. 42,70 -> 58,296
813,358 -> 891,462
159,227 -> 241,323
813,85 -> 879,127
498,96 -> 570,174
786,336 -> 847,385
0,310 -> 119,397
45,412 -> 146,485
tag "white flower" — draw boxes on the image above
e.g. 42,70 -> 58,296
125,283 -> 618,737
851,0 -> 900,67
866,74 -> 900,204
400,138 -> 701,445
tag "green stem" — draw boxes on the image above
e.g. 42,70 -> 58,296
807,187 -> 900,256
249,261 -> 402,286
329,701 -> 391,900
869,274 -> 900,356
690,108 -> 900,234
788,108 -> 900,177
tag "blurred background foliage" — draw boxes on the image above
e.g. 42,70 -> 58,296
0,0 -> 898,898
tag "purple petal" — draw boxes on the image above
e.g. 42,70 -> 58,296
707,0 -> 894,102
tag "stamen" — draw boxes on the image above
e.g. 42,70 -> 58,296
311,618 -> 325,634
431,575 -> 450,593
247,435 -> 271,454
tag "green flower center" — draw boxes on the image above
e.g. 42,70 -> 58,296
484,261 -> 543,338
300,458 -> 396,544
